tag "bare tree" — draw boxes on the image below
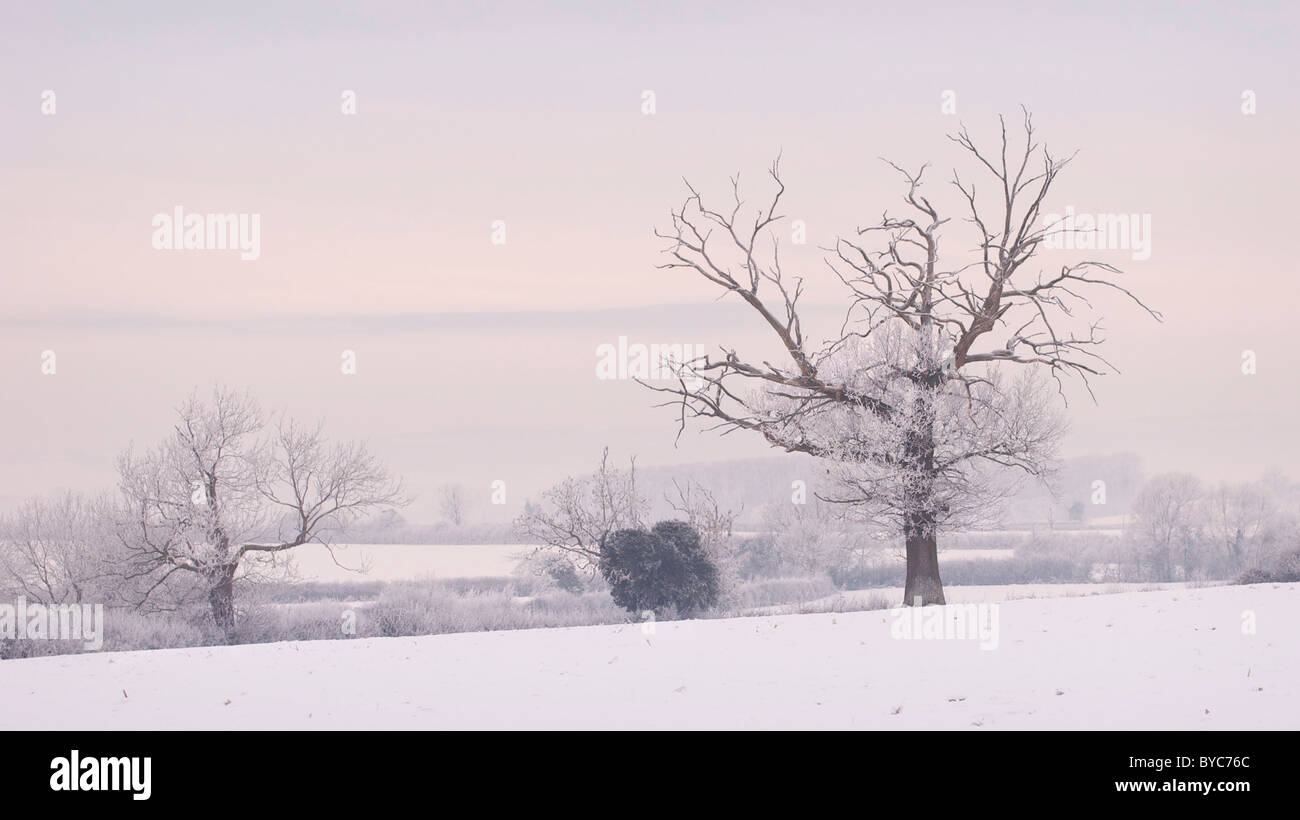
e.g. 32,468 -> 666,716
666,479 -> 741,602
1204,480 -> 1274,572
649,111 -> 1159,604
514,448 -> 646,571
666,480 -> 737,553
761,495 -> 863,576
109,386 -> 405,641
1131,473 -> 1203,580
0,491 -> 110,604
1201,476 -> 1300,574
439,484 -> 467,527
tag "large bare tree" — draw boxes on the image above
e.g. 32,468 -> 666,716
111,386 -> 405,640
649,111 -> 1159,605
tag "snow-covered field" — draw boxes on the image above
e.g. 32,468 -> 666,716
1,583 -> 1294,730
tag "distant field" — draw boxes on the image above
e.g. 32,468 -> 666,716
287,542 -> 1019,583
288,544 -> 534,582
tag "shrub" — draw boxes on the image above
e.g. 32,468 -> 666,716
736,533 -> 786,579
1236,549 -> 1300,584
104,607 -> 222,652
369,579 -> 625,637
1,605 -> 222,659
734,575 -> 837,609
599,520 -> 720,617
257,580 -> 385,604
1275,550 -> 1300,581
828,555 -> 1099,590
546,560 -> 586,595
234,600 -> 356,644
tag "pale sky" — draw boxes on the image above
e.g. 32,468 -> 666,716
2,0 -> 1297,518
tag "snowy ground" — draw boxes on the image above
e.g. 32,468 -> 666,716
1,583 -> 1294,730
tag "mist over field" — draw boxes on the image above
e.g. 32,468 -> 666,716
1,1 -> 1297,748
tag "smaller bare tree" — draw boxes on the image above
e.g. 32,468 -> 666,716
666,479 -> 741,602
110,386 -> 406,641
1131,473 -> 1203,580
1203,480 -> 1276,572
761,495 -> 859,576
514,448 -> 646,572
439,484 -> 468,527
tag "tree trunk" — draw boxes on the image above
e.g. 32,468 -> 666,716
901,373 -> 945,607
904,527 -> 946,606
208,565 -> 238,643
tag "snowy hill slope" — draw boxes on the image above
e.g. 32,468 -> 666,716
1,584 -> 1295,730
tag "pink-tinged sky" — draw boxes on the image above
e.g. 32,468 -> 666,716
1,1 -> 1297,519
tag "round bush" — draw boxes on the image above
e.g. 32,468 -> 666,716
546,559 -> 586,595
599,520 -> 720,617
